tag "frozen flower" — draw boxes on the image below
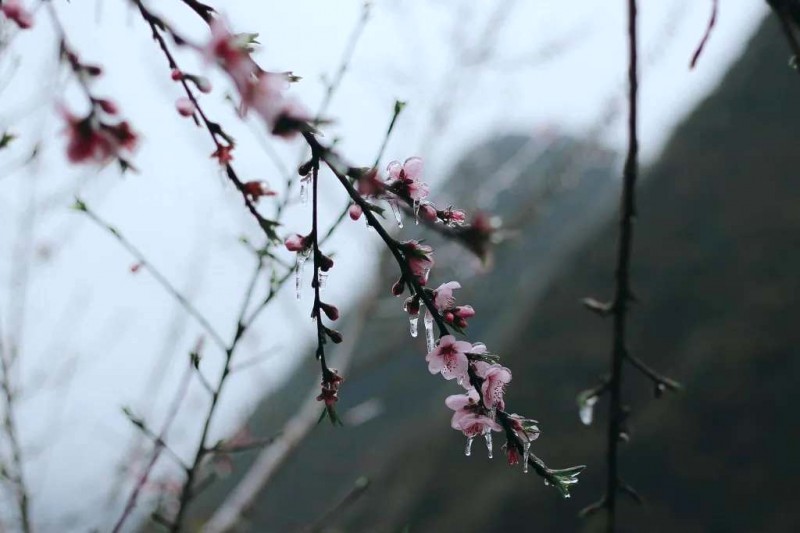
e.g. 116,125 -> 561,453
426,335 -> 470,382
441,206 -> 467,226
317,368 -> 344,407
506,413 -> 541,442
353,167 -> 385,197
475,361 -> 512,410
433,281 -> 461,310
386,157 -> 429,201
1,0 -> 33,29
284,233 -> 310,252
399,240 -> 433,285
445,389 -> 501,437
419,202 -> 438,222
175,97 -> 196,117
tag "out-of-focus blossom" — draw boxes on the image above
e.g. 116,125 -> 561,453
242,180 -> 277,201
284,233 -> 310,252
176,97 -> 196,117
1,0 -> 33,29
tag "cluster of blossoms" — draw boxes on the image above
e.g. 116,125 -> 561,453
347,157 -> 468,232
1,0 -> 33,29
57,45 -> 138,167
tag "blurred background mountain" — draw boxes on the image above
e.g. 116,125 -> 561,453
187,17 -> 800,533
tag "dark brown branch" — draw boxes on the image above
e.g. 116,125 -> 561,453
604,1 -> 639,530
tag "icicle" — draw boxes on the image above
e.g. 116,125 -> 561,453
318,271 -> 328,291
422,267 -> 431,285
295,251 -> 310,299
464,436 -> 474,457
456,376 -> 464,387
484,431 -> 493,459
579,395 -> 598,426
300,180 -> 308,204
413,199 -> 420,225
409,315 -> 419,338
522,441 -> 531,473
424,311 -> 435,353
389,201 -> 403,228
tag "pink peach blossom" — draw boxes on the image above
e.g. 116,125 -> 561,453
433,281 -> 461,310
426,335 -> 470,382
400,240 -> 434,285
475,361 -> 512,410
386,157 -> 429,201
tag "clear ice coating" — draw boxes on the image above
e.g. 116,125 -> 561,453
318,270 -> 328,291
464,436 -> 474,457
409,315 -> 419,338
413,199 -> 420,225
295,250 -> 310,299
523,441 -> 531,474
579,395 -> 598,426
300,180 -> 308,204
389,201 -> 403,228
424,311 -> 435,353
484,431 -> 493,459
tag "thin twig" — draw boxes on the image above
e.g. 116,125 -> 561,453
76,200 -> 227,351
604,2 -> 640,530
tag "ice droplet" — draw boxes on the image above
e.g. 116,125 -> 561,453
464,436 -> 474,457
300,180 -> 308,204
484,431 -> 493,459
319,270 -> 328,291
523,441 -> 531,474
389,201 -> 403,228
424,311 -> 435,353
544,479 -> 551,487
579,395 -> 598,426
409,315 -> 419,338
295,250 -> 310,299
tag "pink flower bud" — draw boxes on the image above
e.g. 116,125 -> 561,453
419,203 -> 438,222
391,278 -> 405,296
96,99 -> 118,115
454,305 -> 475,319
176,97 -> 196,117
444,311 -> 454,323
194,76 -> 213,93
319,254 -> 334,272
348,204 -> 363,220
320,302 -> 339,321
284,234 -> 309,252
171,69 -> 183,81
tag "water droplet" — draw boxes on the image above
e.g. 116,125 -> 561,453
300,180 -> 308,204
389,201 -> 403,228
409,315 -> 418,338
484,431 -> 493,459
522,441 -> 531,474
579,395 -> 598,426
464,436 -> 474,456
544,479 -> 551,487
424,311 -> 435,353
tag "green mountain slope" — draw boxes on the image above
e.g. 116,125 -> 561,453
191,16 -> 800,533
